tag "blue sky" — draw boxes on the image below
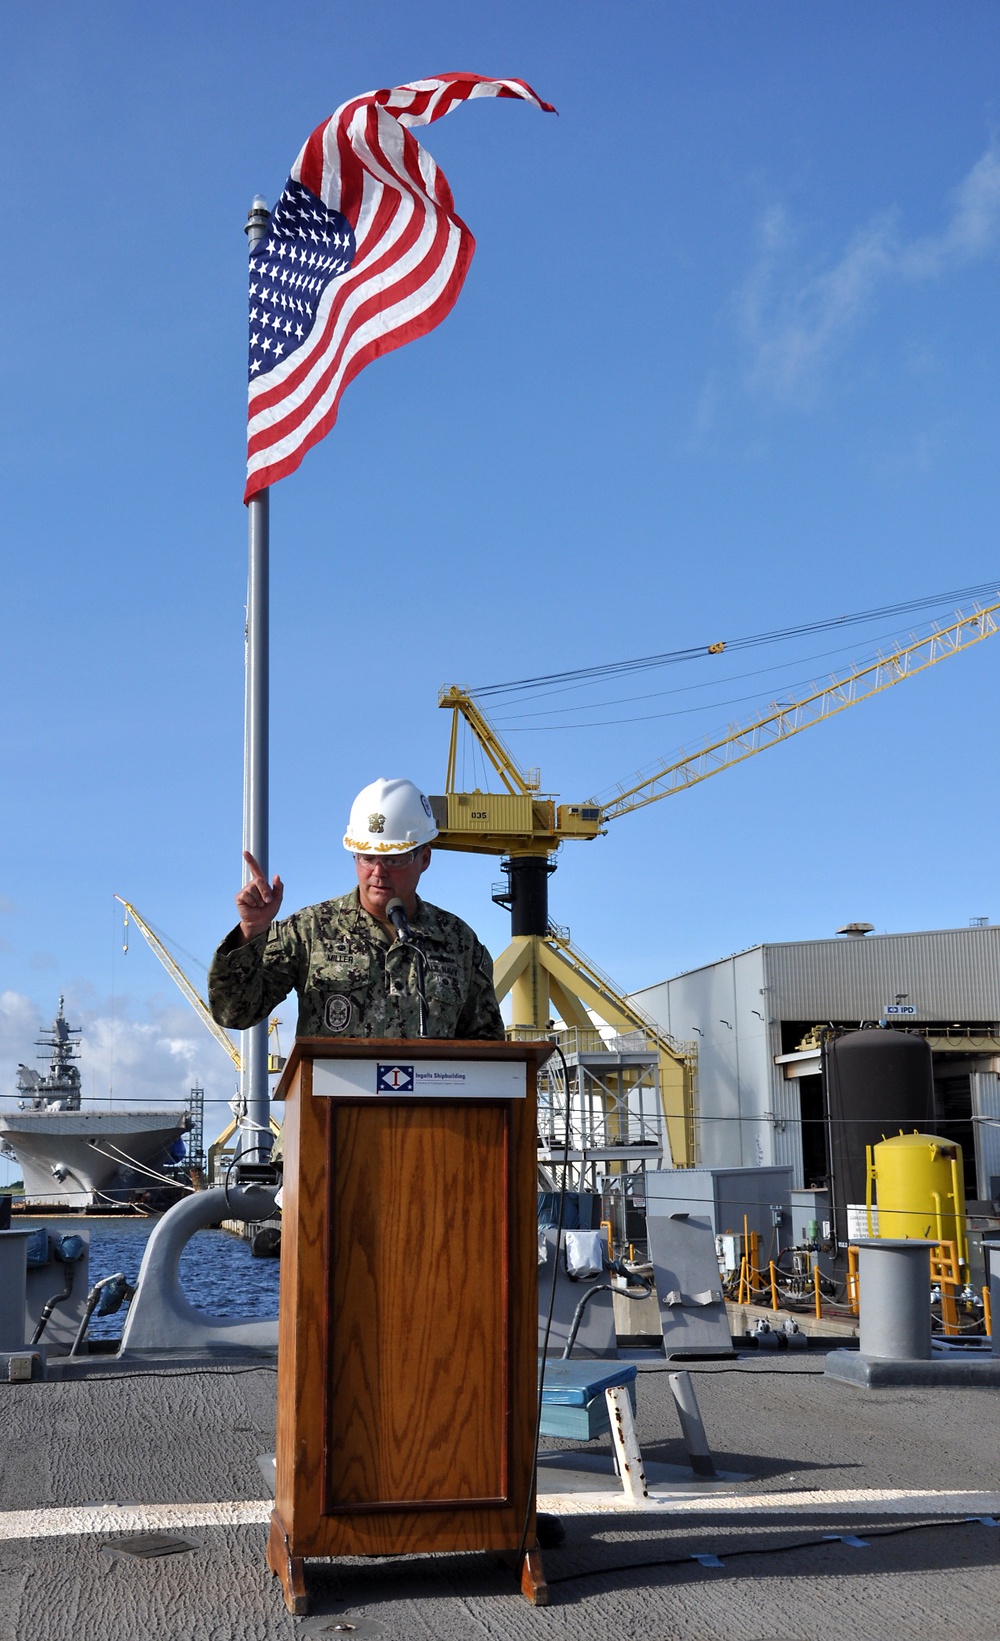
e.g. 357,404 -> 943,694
3,3 -> 1000,1170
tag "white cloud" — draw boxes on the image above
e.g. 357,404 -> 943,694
79,1006 -> 238,1108
901,145 -> 1000,277
0,989 -> 244,1186
0,991 -> 42,1064
736,143 -> 1000,402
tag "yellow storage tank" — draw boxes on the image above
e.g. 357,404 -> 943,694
868,1131 -> 968,1272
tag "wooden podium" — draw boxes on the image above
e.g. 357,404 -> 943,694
267,1037 -> 552,1613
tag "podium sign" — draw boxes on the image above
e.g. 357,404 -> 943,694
267,1037 -> 552,1613
312,1056 -> 527,1099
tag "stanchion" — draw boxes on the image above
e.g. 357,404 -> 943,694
856,1239 -> 937,1360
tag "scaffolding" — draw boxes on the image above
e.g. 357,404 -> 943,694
186,1086 -> 206,1178
536,1027 -> 665,1192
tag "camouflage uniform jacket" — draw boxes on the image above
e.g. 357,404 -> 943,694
208,889 -> 505,1041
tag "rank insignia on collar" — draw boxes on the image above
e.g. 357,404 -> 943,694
368,812 -> 386,834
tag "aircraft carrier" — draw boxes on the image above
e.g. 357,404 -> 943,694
0,1000 -> 191,1209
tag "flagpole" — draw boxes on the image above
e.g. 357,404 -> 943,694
241,195 -> 272,1161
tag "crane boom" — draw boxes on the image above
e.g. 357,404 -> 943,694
433,598 -> 1000,852
597,601 -> 1000,821
114,896 -> 242,1070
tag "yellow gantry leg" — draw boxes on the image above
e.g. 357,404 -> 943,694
491,933 -> 696,1167
492,934 -> 551,1031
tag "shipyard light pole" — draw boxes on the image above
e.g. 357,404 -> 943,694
240,195 -> 273,1161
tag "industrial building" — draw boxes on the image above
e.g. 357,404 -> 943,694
632,923 -> 1000,1205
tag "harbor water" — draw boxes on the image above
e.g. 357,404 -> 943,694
24,1215 -> 280,1343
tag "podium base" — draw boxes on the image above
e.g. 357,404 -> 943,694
266,1511 -> 307,1615
266,1507 -> 550,1614
519,1544 -> 551,1605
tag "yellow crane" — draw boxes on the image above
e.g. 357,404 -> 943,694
115,896 -> 285,1076
431,599 -> 1000,1164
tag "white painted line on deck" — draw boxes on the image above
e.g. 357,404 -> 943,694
5,1490 -> 998,1535
535,1486 -> 1000,1517
0,1499 -> 272,1542
2,1488 -> 998,1540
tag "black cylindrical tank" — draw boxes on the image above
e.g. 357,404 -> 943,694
823,1028 -> 934,1247
506,856 -> 556,937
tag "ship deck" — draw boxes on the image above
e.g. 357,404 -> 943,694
3,1345 -> 1000,1640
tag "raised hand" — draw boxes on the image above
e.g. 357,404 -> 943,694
236,850 -> 284,941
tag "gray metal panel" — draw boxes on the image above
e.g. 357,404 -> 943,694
762,927 -> 1000,1023
644,1212 -> 734,1358
713,1166 -> 792,1244
645,1170 -> 715,1211
646,1167 -> 791,1247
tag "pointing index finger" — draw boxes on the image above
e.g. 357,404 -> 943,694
242,850 -> 268,886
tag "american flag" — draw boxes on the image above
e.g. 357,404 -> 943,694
245,73 -> 555,501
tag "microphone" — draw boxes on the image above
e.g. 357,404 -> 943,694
386,897 -> 412,941
387,896 -> 427,1036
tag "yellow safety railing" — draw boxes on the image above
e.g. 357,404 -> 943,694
737,1219 -> 762,1304
930,1240 -> 961,1337
846,1246 -> 860,1316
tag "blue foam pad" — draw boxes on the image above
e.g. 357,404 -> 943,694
540,1359 -> 638,1406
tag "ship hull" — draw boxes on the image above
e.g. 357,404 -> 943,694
0,1108 -> 190,1207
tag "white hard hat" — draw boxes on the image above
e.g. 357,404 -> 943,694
343,777 -> 439,854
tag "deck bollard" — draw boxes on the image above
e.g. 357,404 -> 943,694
855,1239 -> 937,1361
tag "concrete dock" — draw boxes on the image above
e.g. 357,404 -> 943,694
3,1346 -> 1000,1640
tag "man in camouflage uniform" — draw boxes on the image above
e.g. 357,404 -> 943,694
208,777 -> 504,1042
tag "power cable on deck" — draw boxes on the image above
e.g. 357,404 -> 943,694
546,1512 -> 1000,1588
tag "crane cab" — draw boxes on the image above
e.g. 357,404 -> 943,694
556,804 -> 603,840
